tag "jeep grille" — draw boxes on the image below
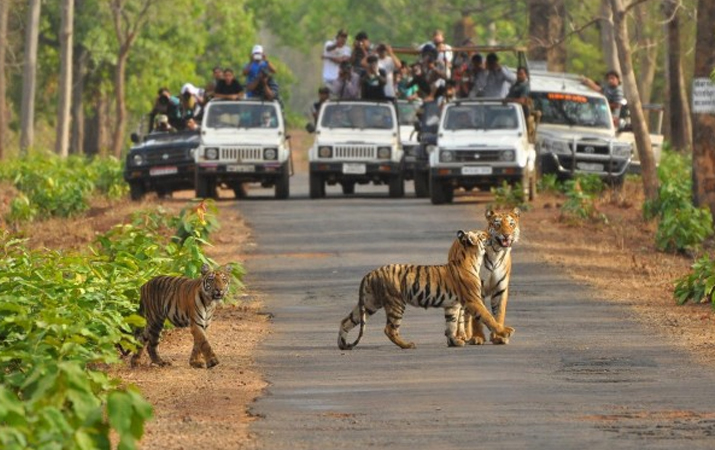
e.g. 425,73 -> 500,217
221,147 -> 263,161
575,143 -> 610,156
143,148 -> 191,164
453,149 -> 511,163
334,145 -> 376,160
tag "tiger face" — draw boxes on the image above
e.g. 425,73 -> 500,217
201,263 -> 231,301
485,208 -> 521,248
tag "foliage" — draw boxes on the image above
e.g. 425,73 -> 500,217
643,150 -> 713,253
490,181 -> 530,211
559,175 -> 608,224
673,255 -> 715,306
537,173 -> 561,194
0,154 -> 127,223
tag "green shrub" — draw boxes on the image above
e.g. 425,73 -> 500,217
490,181 -> 530,211
673,255 -> 715,305
560,175 -> 607,224
537,173 -> 560,194
643,150 -> 713,253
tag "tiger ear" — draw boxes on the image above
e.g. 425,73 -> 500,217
223,264 -> 233,273
457,230 -> 472,246
485,209 -> 495,220
201,263 -> 211,275
512,207 -> 521,217
457,230 -> 467,243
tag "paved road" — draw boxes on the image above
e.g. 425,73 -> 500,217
239,174 -> 715,450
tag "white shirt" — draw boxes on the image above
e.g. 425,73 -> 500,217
322,40 -> 352,83
378,56 -> 397,98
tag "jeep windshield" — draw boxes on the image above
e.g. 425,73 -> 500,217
444,104 -> 519,131
396,101 -> 420,126
531,92 -> 612,129
320,104 -> 394,130
205,103 -> 279,129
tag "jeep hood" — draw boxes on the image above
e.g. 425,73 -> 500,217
201,129 -> 284,146
537,123 -> 616,141
315,129 -> 396,145
439,133 -> 522,148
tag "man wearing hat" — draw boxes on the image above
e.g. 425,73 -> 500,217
323,29 -> 352,85
243,44 -> 276,98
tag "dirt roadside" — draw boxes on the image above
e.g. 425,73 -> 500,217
6,134 -> 714,448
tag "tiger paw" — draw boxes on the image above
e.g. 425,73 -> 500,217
206,358 -> 219,369
190,360 -> 206,369
447,337 -> 466,347
491,327 -> 515,344
151,359 -> 172,367
467,336 -> 485,345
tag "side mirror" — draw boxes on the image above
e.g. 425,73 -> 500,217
305,123 -> 316,133
130,132 -> 140,143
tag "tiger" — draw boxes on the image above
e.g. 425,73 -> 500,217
129,263 -> 232,368
459,207 -> 520,345
338,230 -> 515,350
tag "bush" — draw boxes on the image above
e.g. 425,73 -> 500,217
490,181 -> 530,211
673,255 -> 715,306
559,175 -> 608,224
643,150 -> 713,253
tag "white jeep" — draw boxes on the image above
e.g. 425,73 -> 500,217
307,100 -> 404,198
428,99 -> 536,205
529,72 -> 634,184
195,100 -> 292,199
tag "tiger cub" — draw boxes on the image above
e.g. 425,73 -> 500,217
460,208 -> 520,345
338,230 -> 515,350
130,264 -> 231,368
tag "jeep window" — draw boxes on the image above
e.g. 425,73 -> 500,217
531,92 -> 612,129
206,103 -> 279,129
321,104 -> 394,130
444,104 -> 519,131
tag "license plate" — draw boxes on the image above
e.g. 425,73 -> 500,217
461,166 -> 492,175
149,166 -> 178,176
343,163 -> 366,174
576,162 -> 604,172
227,165 -> 255,173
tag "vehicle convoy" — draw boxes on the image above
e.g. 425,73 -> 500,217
306,100 -> 404,198
428,99 -> 536,205
124,129 -> 199,201
529,71 -> 635,184
195,99 -> 292,199
396,99 -> 422,194
410,100 -> 441,198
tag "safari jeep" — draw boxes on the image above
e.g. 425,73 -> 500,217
428,99 -> 536,205
307,100 -> 404,198
195,99 -> 292,199
529,71 -> 634,184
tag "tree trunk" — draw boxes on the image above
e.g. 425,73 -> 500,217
633,3 -> 657,104
0,0 -> 9,159
692,0 -> 715,214
527,0 -> 566,72
71,45 -> 88,155
599,0 -> 621,78
452,12 -> 475,46
19,0 -> 41,155
609,0 -> 659,201
55,0 -> 74,157
110,47 -> 129,158
663,0 -> 693,151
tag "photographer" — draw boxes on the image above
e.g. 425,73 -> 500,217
328,61 -> 361,100
243,44 -> 276,98
350,31 -> 370,76
148,87 -> 182,132
360,55 -> 387,101
246,66 -> 280,103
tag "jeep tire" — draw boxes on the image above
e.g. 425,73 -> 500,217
309,172 -> 325,199
388,175 -> 405,198
275,169 -> 290,199
129,182 -> 145,201
413,170 -> 429,198
430,176 -> 452,205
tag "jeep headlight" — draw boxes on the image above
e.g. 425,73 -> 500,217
263,148 -> 278,160
377,146 -> 391,159
613,144 -> 632,158
543,139 -> 571,155
440,150 -> 455,163
132,154 -> 144,166
204,147 -> 219,160
318,146 -> 333,158
500,150 -> 515,162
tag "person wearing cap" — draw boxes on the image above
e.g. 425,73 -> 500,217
482,52 -> 516,98
311,86 -> 331,124
419,29 -> 453,78
243,44 -> 276,98
329,61 -> 361,100
323,29 -> 352,84
154,114 -> 175,132
179,83 -> 205,123
372,43 -> 401,101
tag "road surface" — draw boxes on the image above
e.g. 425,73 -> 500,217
239,174 -> 715,449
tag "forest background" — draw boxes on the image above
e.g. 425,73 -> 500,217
0,0 -> 708,161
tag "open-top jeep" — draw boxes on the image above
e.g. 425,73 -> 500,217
123,130 -> 199,201
195,100 -> 292,199
429,99 -> 536,204
307,100 -> 404,198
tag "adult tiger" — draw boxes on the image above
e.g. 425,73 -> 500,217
129,263 -> 232,368
460,208 -> 520,345
338,230 -> 515,350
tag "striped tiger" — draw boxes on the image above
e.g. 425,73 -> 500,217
130,263 -> 232,368
338,230 -> 515,350
460,208 -> 520,345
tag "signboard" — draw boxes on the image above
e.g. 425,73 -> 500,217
692,78 -> 715,114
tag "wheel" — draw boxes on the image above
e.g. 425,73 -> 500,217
129,182 -> 145,201
430,176 -> 452,204
341,182 -> 355,195
414,170 -> 429,198
196,176 -> 217,199
274,169 -> 290,199
156,189 -> 171,199
388,175 -> 405,198
309,173 -> 325,199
